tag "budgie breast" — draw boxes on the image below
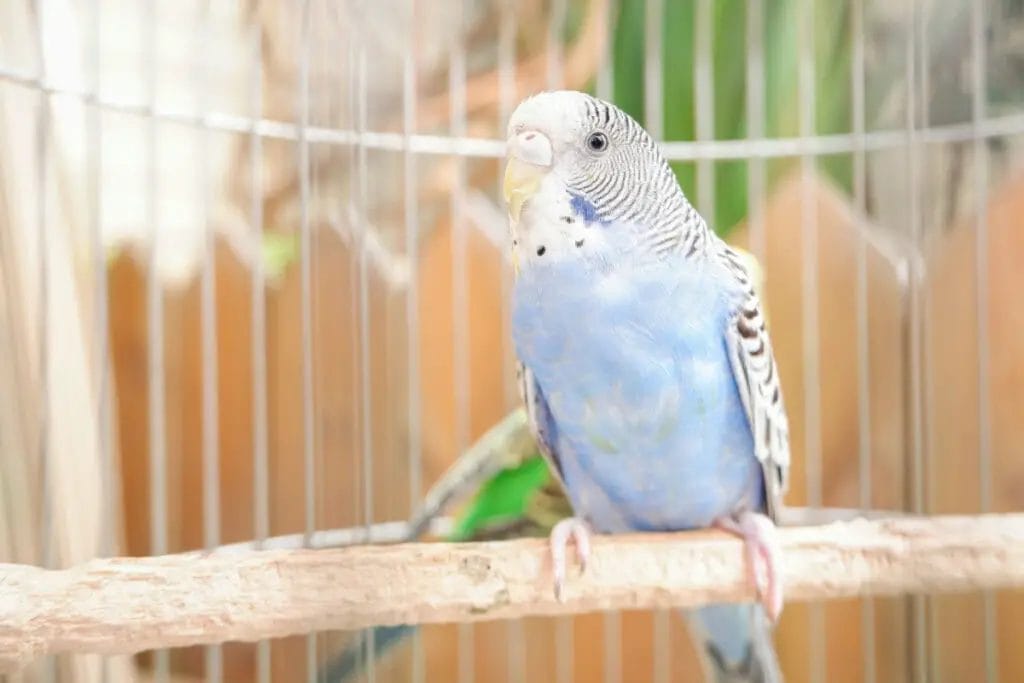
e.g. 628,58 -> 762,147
512,252 -> 764,534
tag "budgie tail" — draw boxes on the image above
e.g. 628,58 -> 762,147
687,604 -> 783,683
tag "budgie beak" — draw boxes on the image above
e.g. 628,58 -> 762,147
503,130 -> 552,223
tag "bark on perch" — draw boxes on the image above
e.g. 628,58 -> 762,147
2,513 -> 1023,672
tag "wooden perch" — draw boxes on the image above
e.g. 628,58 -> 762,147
3,513 -> 1024,672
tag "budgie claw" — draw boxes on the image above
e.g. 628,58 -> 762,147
548,516 -> 591,602
715,511 -> 784,623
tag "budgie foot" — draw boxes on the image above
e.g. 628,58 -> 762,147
714,511 -> 784,623
548,516 -> 591,602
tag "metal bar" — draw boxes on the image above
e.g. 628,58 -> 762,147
851,2 -> 876,682
194,5 -> 223,682
903,3 -> 928,682
544,2 -> 574,681
345,30 -> 365,683
403,2 -> 425,683
644,0 -> 663,140
140,1 -> 169,680
602,611 -> 621,683
498,0 -> 518,412
923,3 -> 943,679
451,3 -> 474,681
970,2 -> 997,682
497,3 -> 527,678
86,0 -> 112,565
83,3 -> 117,675
694,0 -> 713,219
3,64 -> 1024,160
452,0 -> 471,540
353,32 -> 377,683
296,3 -> 316,683
915,8 -> 942,681
596,0 -> 616,102
745,0 -> 766,265
797,2 -> 825,682
597,7 -> 620,680
547,0 -> 567,91
246,19 -> 271,683
646,3 -> 670,682
212,517 -> 456,554
32,5 -> 52,632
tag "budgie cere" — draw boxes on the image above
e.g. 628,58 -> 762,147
504,90 -> 791,683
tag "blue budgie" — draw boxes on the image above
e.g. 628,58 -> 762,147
504,91 -> 790,683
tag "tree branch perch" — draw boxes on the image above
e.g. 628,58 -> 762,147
3,513 -> 1023,672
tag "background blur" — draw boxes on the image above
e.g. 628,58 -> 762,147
2,0 -> 1024,682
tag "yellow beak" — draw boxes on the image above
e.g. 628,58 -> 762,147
503,157 -> 545,223
502,130 -> 553,223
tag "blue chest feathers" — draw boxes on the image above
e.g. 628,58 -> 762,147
512,256 -> 764,532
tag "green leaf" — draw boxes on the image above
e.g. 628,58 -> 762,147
447,455 -> 552,542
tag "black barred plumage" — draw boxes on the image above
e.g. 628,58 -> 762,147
717,244 -> 791,519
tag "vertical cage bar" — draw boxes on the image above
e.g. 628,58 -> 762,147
344,27 -> 368,681
247,20 -> 272,683
196,5 -> 223,682
143,0 -> 169,678
851,2 -> 876,682
797,1 -> 825,682
87,0 -> 112,564
694,0 -> 713,219
356,14 -> 372,541
597,8 -> 620,681
969,1 -> 997,681
903,2 -> 928,681
450,2 -> 473,682
645,3 -> 668,680
498,0 -> 519,413
403,2 -> 425,682
297,2 -> 316,682
544,3 -> 574,682
497,3 -> 527,677
31,0 -> 49,561
355,33 -> 377,683
644,0 -> 663,140
298,0 -> 314,548
596,0 -> 616,102
85,0 -> 115,665
918,4 -> 939,675
32,17 -> 53,660
745,0 -> 766,265
547,0 -> 567,92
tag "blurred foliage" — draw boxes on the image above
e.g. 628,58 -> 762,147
591,0 -> 853,235
260,231 -> 300,280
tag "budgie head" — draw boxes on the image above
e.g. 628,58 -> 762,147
503,90 -> 700,270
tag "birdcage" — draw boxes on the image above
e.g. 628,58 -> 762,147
2,1 -> 1023,682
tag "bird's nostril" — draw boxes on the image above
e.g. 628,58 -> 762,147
524,132 -> 536,141
536,245 -> 547,256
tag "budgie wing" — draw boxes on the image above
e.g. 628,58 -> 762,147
516,362 -> 568,486
721,246 -> 790,522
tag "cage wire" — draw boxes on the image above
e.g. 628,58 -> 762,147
1,0 -> 1023,682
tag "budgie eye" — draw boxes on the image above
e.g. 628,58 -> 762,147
585,131 -> 608,153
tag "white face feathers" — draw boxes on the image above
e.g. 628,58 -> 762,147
503,90 -> 703,269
